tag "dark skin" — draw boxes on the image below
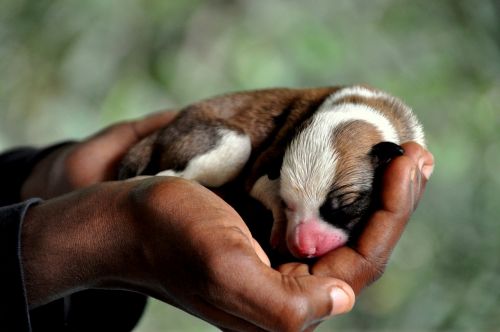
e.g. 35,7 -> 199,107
20,111 -> 434,332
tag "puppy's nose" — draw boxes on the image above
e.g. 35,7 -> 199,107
289,220 -> 348,258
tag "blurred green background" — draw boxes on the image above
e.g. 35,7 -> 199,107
1,0 -> 499,331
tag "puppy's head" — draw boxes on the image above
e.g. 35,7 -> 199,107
279,113 -> 403,258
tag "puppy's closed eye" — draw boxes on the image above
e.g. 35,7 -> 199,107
320,191 -> 370,230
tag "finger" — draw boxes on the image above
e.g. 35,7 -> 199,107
130,110 -> 178,139
66,123 -> 140,182
85,110 -> 177,151
312,144 -> 431,294
400,142 -> 434,205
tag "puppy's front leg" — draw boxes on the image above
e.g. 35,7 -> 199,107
250,176 -> 286,248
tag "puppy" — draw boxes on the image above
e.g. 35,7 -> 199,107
118,85 -> 425,258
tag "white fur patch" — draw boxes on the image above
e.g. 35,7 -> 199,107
156,128 -> 251,187
326,85 -> 392,103
317,103 -> 400,143
280,112 -> 340,214
326,85 -> 425,146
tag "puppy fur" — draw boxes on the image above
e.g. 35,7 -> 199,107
118,85 -> 425,258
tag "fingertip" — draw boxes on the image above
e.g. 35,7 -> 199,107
421,163 -> 434,180
330,283 -> 355,316
400,142 -> 434,180
421,150 -> 435,180
251,238 -> 271,267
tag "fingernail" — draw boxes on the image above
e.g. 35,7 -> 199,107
421,164 -> 434,180
330,287 -> 351,316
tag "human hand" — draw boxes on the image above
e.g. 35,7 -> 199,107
309,142 -> 434,294
22,177 -> 356,332
20,111 -> 176,200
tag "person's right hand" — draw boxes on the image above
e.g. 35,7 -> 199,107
21,176 -> 355,332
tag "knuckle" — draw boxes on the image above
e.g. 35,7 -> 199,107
127,177 -> 163,210
133,176 -> 187,203
361,255 -> 388,284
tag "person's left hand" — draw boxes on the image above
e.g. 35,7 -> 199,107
21,111 -> 176,199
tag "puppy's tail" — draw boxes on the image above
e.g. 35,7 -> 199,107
117,132 -> 159,180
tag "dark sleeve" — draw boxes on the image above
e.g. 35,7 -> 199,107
0,145 -> 147,331
0,143 -> 72,207
0,199 -> 41,332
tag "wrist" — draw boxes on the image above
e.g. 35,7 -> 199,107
20,182 -> 148,308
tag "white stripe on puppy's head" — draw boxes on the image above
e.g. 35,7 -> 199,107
280,111 -> 340,214
325,85 -> 425,147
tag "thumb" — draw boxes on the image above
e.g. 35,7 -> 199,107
209,251 -> 355,331
252,269 -> 355,331
278,262 -> 356,319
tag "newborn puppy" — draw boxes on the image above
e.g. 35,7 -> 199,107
118,85 -> 425,258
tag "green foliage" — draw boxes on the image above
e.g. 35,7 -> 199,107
1,0 -> 499,331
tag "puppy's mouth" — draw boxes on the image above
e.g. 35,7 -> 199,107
287,220 -> 348,258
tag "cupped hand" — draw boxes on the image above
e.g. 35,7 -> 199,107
309,142 -> 434,293
22,177 -> 355,332
21,111 -> 176,200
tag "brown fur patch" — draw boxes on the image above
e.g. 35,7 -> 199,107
119,87 -> 343,182
330,120 -> 382,194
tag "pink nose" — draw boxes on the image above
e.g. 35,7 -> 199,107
288,220 -> 348,258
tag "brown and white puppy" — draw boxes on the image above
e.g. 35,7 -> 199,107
118,85 -> 425,259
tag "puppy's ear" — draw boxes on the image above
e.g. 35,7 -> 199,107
370,141 -> 404,168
